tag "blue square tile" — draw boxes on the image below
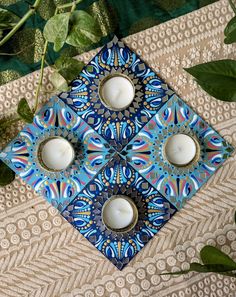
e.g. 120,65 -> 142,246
59,36 -> 174,151
0,97 -> 114,211
62,154 -> 177,269
122,95 -> 234,209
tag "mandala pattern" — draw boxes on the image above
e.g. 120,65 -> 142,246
0,35 -> 234,270
0,97 -> 114,211
59,36 -> 174,150
62,155 -> 177,270
122,95 -> 234,209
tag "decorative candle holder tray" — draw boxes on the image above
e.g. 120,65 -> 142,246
0,36 -> 233,270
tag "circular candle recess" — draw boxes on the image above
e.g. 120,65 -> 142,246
164,134 -> 200,167
102,195 -> 138,232
38,137 -> 74,171
99,74 -> 135,110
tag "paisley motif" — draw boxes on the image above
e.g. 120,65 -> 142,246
0,97 -> 114,211
59,36 -> 174,150
62,156 -> 177,270
5,138 -> 30,171
123,95 -> 234,209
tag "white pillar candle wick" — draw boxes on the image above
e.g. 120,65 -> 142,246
39,137 -> 74,171
102,196 -> 136,230
164,134 -> 197,166
100,75 -> 134,110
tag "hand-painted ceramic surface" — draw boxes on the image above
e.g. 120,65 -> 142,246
62,154 -> 177,270
122,95 -> 234,209
59,36 -> 174,151
0,97 -> 114,211
0,37 -> 233,270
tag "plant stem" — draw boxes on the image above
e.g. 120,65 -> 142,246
229,0 -> 236,14
33,0 -> 81,114
71,2 -> 77,13
57,0 -> 82,10
0,0 -> 42,48
33,40 -> 48,113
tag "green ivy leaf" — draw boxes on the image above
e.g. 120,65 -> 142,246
50,71 -> 69,92
0,8 -> 20,30
59,46 -> 79,58
43,13 -> 70,52
17,98 -> 34,123
200,246 -> 236,269
224,16 -> 236,44
184,59 -> 236,101
0,161 -> 15,186
66,10 -> 102,48
54,55 -> 84,83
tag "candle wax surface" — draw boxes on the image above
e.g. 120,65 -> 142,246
103,197 -> 134,230
41,138 -> 74,171
101,76 -> 134,109
165,134 -> 197,166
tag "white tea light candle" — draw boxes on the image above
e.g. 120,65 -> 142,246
164,134 -> 198,166
38,137 -> 74,171
99,74 -> 135,110
102,195 -> 138,231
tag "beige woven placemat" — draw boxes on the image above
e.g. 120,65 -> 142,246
0,0 -> 236,296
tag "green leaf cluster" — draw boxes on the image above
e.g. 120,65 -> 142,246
43,10 -> 102,52
0,2 -> 103,186
184,59 -> 236,102
163,245 -> 236,277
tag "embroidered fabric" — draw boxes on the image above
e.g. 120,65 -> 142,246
0,0 -> 236,296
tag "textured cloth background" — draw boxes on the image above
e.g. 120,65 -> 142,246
0,0 -> 236,296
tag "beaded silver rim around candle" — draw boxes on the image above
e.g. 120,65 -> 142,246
102,195 -> 139,233
98,73 -> 135,111
37,136 -> 75,172
163,134 -> 201,168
